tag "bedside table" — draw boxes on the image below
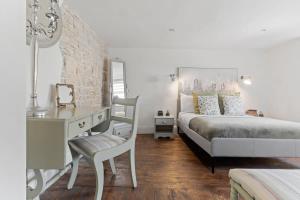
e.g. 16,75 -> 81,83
246,109 -> 264,117
154,115 -> 175,139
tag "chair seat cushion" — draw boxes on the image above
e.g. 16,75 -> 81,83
69,133 -> 126,157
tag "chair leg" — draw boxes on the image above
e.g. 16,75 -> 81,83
109,158 -> 117,175
129,146 -> 137,188
93,157 -> 104,200
67,149 -> 80,190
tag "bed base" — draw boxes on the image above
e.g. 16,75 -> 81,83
211,157 -> 215,173
178,121 -> 300,173
178,130 -> 216,173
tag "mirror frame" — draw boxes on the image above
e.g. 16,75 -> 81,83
111,59 -> 128,117
111,59 -> 127,99
55,83 -> 76,108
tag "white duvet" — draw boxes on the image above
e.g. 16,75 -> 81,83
178,112 -> 252,127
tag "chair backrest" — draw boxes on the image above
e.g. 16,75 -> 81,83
111,96 -> 140,140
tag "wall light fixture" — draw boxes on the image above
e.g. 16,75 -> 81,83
241,75 -> 252,85
169,74 -> 176,82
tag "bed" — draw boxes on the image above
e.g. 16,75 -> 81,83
229,169 -> 300,200
178,112 -> 300,172
177,67 -> 300,173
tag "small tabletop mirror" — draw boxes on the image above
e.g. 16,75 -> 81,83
56,84 -> 76,107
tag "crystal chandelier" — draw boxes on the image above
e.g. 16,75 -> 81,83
26,0 -> 62,116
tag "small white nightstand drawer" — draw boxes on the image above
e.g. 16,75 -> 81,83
155,118 -> 174,125
113,123 -> 132,139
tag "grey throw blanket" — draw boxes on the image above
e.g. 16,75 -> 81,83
189,116 -> 300,141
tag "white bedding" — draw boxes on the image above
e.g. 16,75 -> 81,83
178,112 -> 252,127
178,112 -> 200,126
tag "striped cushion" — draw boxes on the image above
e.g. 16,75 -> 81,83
69,133 -> 126,157
229,169 -> 300,200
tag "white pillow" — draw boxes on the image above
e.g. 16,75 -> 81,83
180,93 -> 194,113
198,95 -> 221,115
223,96 -> 245,116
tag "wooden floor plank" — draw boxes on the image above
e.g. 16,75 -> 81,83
41,134 -> 300,200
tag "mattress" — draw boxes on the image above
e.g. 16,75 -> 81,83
229,169 -> 300,200
179,113 -> 300,141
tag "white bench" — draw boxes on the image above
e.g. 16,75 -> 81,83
229,169 -> 300,200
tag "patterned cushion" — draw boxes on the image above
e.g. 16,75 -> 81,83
192,91 -> 217,114
223,95 -> 245,116
69,133 -> 126,157
198,95 -> 221,115
218,92 -> 240,114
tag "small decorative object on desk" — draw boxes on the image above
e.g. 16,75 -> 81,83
157,110 -> 163,116
154,115 -> 175,139
166,110 -> 170,116
56,83 -> 76,108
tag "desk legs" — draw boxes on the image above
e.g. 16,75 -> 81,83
27,167 -> 71,200
27,169 -> 45,200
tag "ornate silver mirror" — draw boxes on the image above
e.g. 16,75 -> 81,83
56,84 -> 76,107
26,0 -> 63,47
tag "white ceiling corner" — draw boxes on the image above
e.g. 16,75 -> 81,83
66,0 -> 300,49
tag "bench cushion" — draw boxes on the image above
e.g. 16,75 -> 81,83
229,169 -> 300,200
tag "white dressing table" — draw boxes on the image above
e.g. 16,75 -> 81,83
27,106 -> 110,200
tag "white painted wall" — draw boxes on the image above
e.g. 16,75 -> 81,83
109,48 -> 268,133
0,1 -> 26,199
26,43 -> 63,109
264,38 -> 300,122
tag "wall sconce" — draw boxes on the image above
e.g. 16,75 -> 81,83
241,75 -> 252,85
169,74 -> 176,82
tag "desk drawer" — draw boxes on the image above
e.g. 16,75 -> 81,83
156,118 -> 174,125
68,116 -> 92,139
92,111 -> 106,126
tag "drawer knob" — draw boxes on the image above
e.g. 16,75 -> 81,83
78,121 -> 86,128
98,115 -> 103,120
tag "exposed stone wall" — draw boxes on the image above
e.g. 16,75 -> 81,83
59,4 -> 110,107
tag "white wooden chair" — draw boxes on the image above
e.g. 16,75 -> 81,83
67,96 -> 140,200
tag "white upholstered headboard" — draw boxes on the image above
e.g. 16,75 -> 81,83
177,67 -> 239,115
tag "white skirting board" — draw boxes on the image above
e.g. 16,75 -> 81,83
138,126 -> 178,135
137,126 -> 154,134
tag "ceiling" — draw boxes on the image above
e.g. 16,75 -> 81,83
66,0 -> 300,49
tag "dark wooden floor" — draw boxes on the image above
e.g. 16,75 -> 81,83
41,134 -> 300,200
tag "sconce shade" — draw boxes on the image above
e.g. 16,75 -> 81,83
241,75 -> 252,85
